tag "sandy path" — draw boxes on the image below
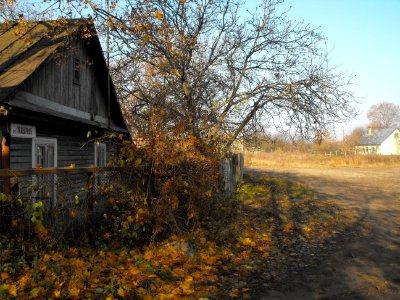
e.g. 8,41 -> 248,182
248,167 -> 400,300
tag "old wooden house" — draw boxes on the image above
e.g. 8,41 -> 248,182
0,19 -> 127,199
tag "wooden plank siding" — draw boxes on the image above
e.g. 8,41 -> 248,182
8,132 -> 118,208
10,135 -> 91,169
19,39 -> 108,122
10,131 -> 117,170
10,137 -> 31,169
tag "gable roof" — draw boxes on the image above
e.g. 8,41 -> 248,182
0,19 -> 86,97
0,18 -> 127,132
358,128 -> 398,145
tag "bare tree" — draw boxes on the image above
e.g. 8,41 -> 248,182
0,0 -> 100,22
0,0 -> 63,21
367,102 -> 400,128
1,0 -> 357,150
96,0 -> 357,150
0,0 -> 30,21
343,126 -> 364,148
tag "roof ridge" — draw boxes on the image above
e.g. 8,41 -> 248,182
0,17 -> 89,25
359,127 -> 398,145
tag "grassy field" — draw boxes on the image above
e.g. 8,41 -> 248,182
244,151 -> 400,168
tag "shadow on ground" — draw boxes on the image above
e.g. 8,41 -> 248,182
244,167 -> 400,300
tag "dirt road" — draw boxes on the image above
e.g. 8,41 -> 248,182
248,167 -> 400,300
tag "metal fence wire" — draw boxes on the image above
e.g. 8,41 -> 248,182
0,155 -> 243,237
0,167 -> 131,236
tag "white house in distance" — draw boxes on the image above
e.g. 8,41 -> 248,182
356,128 -> 400,155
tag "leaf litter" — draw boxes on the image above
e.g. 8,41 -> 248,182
0,172 -> 355,299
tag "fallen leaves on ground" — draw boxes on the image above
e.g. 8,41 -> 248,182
0,173 -> 354,299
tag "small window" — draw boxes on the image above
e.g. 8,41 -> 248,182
94,142 -> 106,167
73,57 -> 81,84
395,133 -> 399,139
32,137 -> 58,203
94,142 -> 107,192
32,137 -> 57,168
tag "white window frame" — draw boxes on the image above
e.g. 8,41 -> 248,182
31,137 -> 58,203
94,142 -> 106,167
32,137 -> 58,168
94,142 -> 106,193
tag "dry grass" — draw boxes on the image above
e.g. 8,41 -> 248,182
245,150 -> 400,168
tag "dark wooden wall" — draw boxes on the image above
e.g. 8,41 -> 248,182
9,128 -> 118,170
10,135 -> 92,169
20,39 -> 108,120
9,128 -> 117,206
9,137 -> 31,169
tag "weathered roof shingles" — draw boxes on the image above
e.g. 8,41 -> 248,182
0,19 -> 86,98
0,18 -> 128,132
358,128 -> 398,145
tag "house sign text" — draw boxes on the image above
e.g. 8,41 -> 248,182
10,123 -> 36,138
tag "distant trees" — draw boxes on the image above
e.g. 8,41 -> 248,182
344,127 -> 364,146
367,102 -> 400,128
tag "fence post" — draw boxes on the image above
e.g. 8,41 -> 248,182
86,172 -> 93,211
1,134 -> 11,194
220,153 -> 244,195
239,153 -> 244,181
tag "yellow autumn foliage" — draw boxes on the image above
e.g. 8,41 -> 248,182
0,160 -> 352,299
154,11 -> 164,20
8,284 -> 17,297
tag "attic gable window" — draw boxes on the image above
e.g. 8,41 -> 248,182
73,57 -> 81,85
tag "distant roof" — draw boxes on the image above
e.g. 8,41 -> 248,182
0,19 -> 90,98
358,128 -> 398,145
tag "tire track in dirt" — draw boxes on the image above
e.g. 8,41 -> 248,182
248,167 -> 400,300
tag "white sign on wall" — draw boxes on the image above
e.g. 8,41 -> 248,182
10,123 -> 36,138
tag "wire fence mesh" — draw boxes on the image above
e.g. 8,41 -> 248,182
0,167 -> 132,237
0,154 -> 243,239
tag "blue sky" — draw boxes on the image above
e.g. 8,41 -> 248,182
43,0 -> 398,138
271,0 -> 400,137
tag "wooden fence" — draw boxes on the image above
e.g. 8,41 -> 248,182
220,153 -> 244,194
0,166 -> 128,205
0,156 -> 244,236
0,155 -> 245,198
